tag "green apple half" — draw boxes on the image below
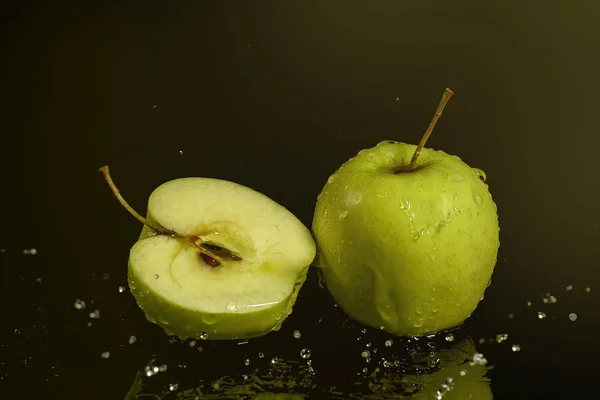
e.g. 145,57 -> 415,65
312,89 -> 500,337
101,167 -> 316,340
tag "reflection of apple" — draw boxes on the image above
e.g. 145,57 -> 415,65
252,394 -> 305,400
101,166 -> 316,340
408,337 -> 492,399
313,89 -> 500,337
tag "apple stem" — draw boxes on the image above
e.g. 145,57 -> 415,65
99,165 -> 177,237
405,88 -> 455,172
100,165 -> 223,267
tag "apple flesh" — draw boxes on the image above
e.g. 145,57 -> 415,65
312,140 -> 500,336
128,177 -> 316,340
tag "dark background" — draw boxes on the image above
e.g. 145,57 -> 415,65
1,1 -> 599,399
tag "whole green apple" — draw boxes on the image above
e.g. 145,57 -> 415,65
312,89 -> 500,336
101,166 -> 316,340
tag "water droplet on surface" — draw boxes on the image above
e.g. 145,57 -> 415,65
460,369 -> 467,376
537,312 -> 547,319
416,308 -> 424,315
496,333 -> 508,343
527,301 -> 532,307
197,346 -> 203,352
300,348 -> 312,359
473,193 -> 482,205
188,340 -> 197,348
445,333 -> 454,342
270,357 -> 278,365
585,287 -> 591,293
569,313 -> 578,321
118,286 -> 125,293
74,299 -> 86,310
244,358 -> 250,366
258,352 -> 264,358
511,344 -> 521,352
361,350 -> 371,359
565,284 -> 573,291
154,274 -> 159,279
89,310 -> 100,319
169,383 -> 178,392
128,335 -> 137,344
199,332 -> 208,340
508,313 -> 514,319
226,302 -> 239,312
361,328 -> 367,334
293,330 -> 302,339
339,210 -> 348,219
470,353 -> 488,366
101,351 -> 110,359
413,318 -> 424,328
178,150 -> 183,155
384,339 -> 393,347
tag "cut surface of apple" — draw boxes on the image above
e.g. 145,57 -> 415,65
128,177 -> 316,340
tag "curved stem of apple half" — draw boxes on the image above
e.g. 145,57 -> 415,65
397,87 -> 455,174
99,165 -> 224,267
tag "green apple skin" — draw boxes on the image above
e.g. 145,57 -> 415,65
127,177 -> 316,341
313,140 -> 500,337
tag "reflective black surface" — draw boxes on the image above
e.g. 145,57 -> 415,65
2,1 -> 599,399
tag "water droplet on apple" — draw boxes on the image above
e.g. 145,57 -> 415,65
445,333 -> 455,342
473,168 -> 487,182
154,274 -> 159,279
432,307 -> 438,313
327,175 -> 337,184
416,308 -> 424,315
339,210 -> 348,219
227,302 -> 239,312
430,247 -> 437,260
199,332 -> 208,340
451,173 -> 465,182
413,318 -> 424,328
453,193 -> 459,201
473,193 -> 482,205
346,190 -> 362,206
202,314 -> 220,325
